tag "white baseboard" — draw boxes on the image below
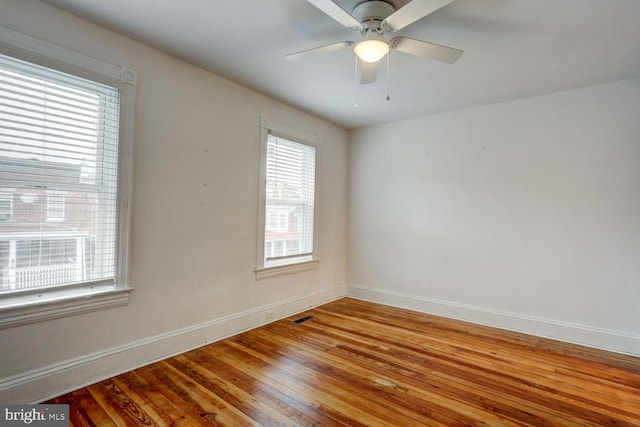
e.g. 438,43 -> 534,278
347,284 -> 640,357
0,284 -> 346,404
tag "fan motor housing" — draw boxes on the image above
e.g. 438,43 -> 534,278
352,1 -> 395,24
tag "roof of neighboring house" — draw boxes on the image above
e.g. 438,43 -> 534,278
0,157 -> 82,185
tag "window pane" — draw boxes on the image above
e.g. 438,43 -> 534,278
0,53 -> 120,292
46,193 -> 65,221
0,192 -> 12,221
264,134 -> 316,266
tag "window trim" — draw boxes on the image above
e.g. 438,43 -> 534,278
0,25 -> 136,328
255,117 -> 319,279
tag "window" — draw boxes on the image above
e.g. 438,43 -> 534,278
0,191 -> 13,221
46,192 -> 66,222
256,118 -> 318,279
0,26 -> 135,327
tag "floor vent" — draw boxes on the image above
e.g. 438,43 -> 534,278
293,315 -> 315,324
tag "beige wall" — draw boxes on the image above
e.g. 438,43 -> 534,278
0,0 -> 348,402
1,0 -> 638,405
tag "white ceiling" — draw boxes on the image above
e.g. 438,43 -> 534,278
43,0 -> 640,130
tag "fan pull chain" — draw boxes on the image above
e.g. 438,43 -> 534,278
386,50 -> 391,102
354,55 -> 359,108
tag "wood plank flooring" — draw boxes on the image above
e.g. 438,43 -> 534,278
47,298 -> 640,426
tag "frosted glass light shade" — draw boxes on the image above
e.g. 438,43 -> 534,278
354,37 -> 389,63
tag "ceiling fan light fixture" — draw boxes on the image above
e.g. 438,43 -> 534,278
354,33 -> 389,63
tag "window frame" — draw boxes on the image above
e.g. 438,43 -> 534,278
0,189 -> 15,222
45,191 -> 66,222
0,25 -> 136,328
255,117 -> 319,280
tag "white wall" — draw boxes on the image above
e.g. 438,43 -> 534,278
0,0 -> 348,403
348,78 -> 640,356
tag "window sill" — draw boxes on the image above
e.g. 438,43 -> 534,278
0,285 -> 133,329
255,259 -> 319,280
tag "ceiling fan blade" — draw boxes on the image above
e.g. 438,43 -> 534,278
306,0 -> 363,30
360,60 -> 379,85
286,41 -> 354,60
391,37 -> 463,63
383,0 -> 456,31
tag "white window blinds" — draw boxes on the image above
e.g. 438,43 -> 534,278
0,52 -> 120,292
264,133 -> 316,266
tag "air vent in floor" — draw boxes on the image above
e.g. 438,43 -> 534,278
292,315 -> 315,324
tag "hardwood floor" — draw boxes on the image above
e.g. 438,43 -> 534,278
47,298 -> 640,426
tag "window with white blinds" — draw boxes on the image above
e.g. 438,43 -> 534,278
0,52 -> 120,293
258,126 -> 317,274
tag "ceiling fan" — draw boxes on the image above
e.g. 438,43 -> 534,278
287,0 -> 463,85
